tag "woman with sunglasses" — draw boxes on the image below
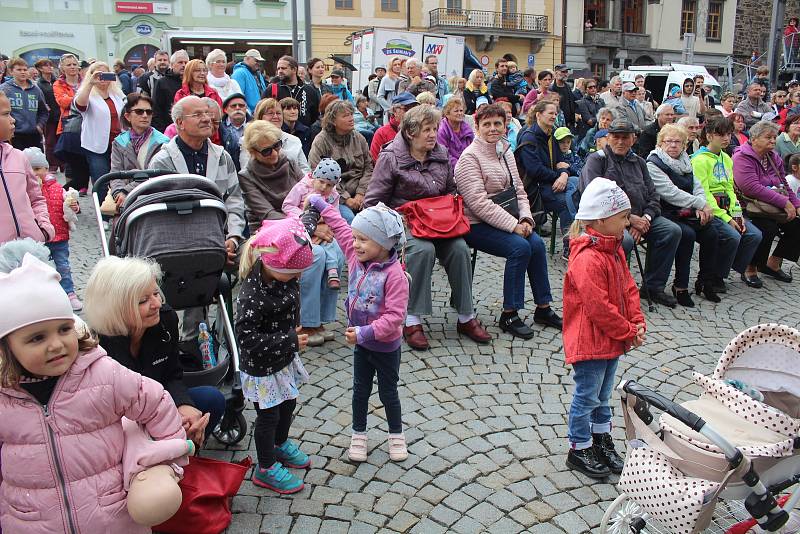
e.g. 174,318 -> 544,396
109,94 -> 170,206
240,98 -> 310,175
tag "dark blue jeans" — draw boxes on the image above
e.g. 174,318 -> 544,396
538,177 -> 579,232
568,357 -> 619,448
672,218 -> 720,288
187,385 -> 226,438
85,148 -> 111,207
46,241 -> 74,294
352,345 -> 403,434
465,223 -> 553,311
621,216 -> 682,292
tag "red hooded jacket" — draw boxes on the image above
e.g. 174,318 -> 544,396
562,227 -> 645,365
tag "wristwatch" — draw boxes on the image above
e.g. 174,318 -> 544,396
643,214 -> 652,222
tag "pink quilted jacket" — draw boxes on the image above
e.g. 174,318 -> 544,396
0,142 -> 55,244
0,346 -> 186,534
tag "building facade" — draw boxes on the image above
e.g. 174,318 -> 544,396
0,0 -> 305,70
565,0 -> 737,79
309,0 -> 562,77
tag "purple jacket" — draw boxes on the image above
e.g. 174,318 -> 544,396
319,203 -> 409,352
364,133 -> 455,209
733,142 -> 800,209
436,118 -> 474,169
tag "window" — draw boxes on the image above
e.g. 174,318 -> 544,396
706,0 -> 722,40
446,0 -> 462,10
622,0 -> 643,33
681,0 -> 696,36
585,0 -> 607,28
335,0 -> 352,8
591,62 -> 606,80
381,0 -> 398,10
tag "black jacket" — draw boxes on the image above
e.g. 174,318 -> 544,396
263,81 -> 320,127
488,76 -> 521,110
37,77 -> 59,125
152,70 -> 183,132
580,145 -> 661,218
462,87 -> 492,115
635,121 -> 661,158
219,115 -> 251,172
283,121 -> 311,156
98,307 -> 194,408
550,81 -> 577,127
235,260 -> 300,377
516,123 -> 569,185
575,94 -> 602,138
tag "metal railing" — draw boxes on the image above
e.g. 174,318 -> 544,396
428,8 -> 548,33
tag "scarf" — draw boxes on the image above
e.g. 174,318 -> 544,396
465,81 -> 488,94
653,146 -> 693,174
207,72 -> 231,90
130,127 -> 153,155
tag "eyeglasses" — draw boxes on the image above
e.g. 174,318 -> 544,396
662,139 -> 684,145
257,140 -> 283,156
194,69 -> 209,74
184,111 -> 214,119
130,108 -> 154,116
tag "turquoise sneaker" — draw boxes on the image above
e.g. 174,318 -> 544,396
251,462 -> 304,494
275,440 -> 311,469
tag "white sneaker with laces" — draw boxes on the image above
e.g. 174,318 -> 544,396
387,433 -> 408,462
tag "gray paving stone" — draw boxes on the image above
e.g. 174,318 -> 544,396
290,498 -> 325,517
552,510 -> 591,533
428,504 -> 461,527
385,510 -> 419,532
260,514 -> 293,534
326,504 -> 356,521
321,519 -> 351,534
348,521 -> 379,534
442,491 -> 477,513
353,510 -> 388,528
466,501 -> 504,525
450,515 -> 484,534
226,513 -> 262,534
290,515 -> 323,534
373,492 -> 406,516
409,518 -> 448,534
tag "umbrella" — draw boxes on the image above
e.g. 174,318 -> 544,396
329,55 -> 358,71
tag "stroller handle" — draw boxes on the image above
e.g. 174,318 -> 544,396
620,380 -> 706,432
93,169 -> 174,200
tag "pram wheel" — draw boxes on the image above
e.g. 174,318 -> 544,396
212,410 -> 247,445
600,494 -> 650,534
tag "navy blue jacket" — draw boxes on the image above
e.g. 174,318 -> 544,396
516,123 -> 568,185
219,114 -> 251,172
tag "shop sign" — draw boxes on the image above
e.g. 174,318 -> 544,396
135,23 -> 153,36
116,2 -> 172,14
19,30 -> 75,38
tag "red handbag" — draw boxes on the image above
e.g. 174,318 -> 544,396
155,456 -> 252,534
396,194 -> 471,239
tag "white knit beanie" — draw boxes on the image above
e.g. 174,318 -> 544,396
575,178 -> 631,220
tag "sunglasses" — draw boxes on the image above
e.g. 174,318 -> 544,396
130,108 -> 154,116
258,140 -> 283,156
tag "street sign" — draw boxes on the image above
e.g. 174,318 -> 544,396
528,54 -> 535,67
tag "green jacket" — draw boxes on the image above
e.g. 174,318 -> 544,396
690,147 -> 741,222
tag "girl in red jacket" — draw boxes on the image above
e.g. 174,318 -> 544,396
563,177 -> 646,479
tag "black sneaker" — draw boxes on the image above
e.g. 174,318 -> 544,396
566,447 -> 611,479
499,311 -> 534,340
592,433 -> 624,474
641,287 -> 677,308
533,306 -> 563,330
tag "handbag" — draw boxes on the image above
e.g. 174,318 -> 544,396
396,194 -> 470,240
740,156 -> 791,223
54,101 -> 85,159
155,455 -> 252,534
489,154 -> 520,219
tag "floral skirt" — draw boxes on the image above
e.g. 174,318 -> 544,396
240,355 -> 309,409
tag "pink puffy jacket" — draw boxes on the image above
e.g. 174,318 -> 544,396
0,346 -> 187,534
0,142 -> 55,244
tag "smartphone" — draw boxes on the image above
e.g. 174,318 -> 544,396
99,72 -> 116,81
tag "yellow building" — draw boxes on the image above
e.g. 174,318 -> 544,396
310,0 -> 562,76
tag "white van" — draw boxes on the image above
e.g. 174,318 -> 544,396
620,64 -> 722,104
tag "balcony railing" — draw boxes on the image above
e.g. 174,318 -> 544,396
429,8 -> 548,33
583,28 -> 622,48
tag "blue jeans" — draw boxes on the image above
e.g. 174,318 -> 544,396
622,216 -> 682,292
568,357 -> 620,448
538,176 -> 579,231
465,223 -> 553,310
299,243 -> 342,327
672,218 -> 720,288
187,385 -> 226,438
352,345 -> 403,434
46,241 -> 74,294
85,148 -> 111,201
339,203 -> 356,225
320,239 -> 345,271
714,217 -> 763,276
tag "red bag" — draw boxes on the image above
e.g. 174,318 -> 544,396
396,194 -> 470,240
155,456 -> 252,534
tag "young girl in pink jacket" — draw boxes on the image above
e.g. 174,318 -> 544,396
0,244 -> 189,533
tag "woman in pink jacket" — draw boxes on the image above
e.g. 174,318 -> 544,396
0,92 -> 54,244
0,247 -> 188,534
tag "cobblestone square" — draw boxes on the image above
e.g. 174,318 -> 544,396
65,196 -> 799,534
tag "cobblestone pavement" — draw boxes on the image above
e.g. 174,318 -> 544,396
66,194 -> 799,534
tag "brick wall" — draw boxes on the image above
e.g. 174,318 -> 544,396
734,0 -> 800,60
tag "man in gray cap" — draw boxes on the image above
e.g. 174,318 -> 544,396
580,118 -> 681,308
616,81 -> 648,132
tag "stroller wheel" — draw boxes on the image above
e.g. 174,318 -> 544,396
212,411 -> 248,445
600,494 -> 652,534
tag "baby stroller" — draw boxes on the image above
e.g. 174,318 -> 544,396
601,324 -> 800,534
92,170 -> 247,445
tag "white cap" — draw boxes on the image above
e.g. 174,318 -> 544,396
622,82 -> 637,92
575,178 -> 631,220
244,49 -> 265,61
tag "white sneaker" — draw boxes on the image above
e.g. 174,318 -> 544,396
387,433 -> 408,462
348,433 -> 368,462
67,292 -> 83,312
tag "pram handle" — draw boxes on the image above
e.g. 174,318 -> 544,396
620,380 -> 706,432
93,169 -> 174,200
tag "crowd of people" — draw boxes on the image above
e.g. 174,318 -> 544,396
2,47 -> 800,529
